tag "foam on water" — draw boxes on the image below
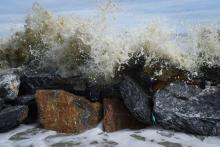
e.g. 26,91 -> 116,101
0,124 -> 220,147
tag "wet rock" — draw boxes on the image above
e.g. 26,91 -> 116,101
120,75 -> 152,124
86,84 -> 120,102
101,139 -> 119,146
85,85 -> 102,102
130,134 -> 146,141
90,140 -> 98,145
0,69 -> 20,100
35,90 -> 103,133
19,72 -> 87,95
0,105 -> 28,132
9,127 -> 48,141
143,62 -> 189,82
103,97 -> 146,132
0,98 -> 4,110
51,141 -> 81,147
154,82 -> 220,135
199,65 -> 220,85
16,95 -> 37,123
143,61 -> 196,92
158,141 -> 182,147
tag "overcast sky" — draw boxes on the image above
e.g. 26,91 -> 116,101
0,0 -> 220,37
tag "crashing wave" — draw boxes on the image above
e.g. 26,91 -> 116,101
0,2 -> 219,84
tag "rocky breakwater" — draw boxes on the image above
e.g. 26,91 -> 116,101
0,59 -> 219,136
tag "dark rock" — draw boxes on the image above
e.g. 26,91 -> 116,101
9,127 -> 48,141
0,105 -> 28,132
35,90 -> 103,133
86,84 -> 120,102
103,97 -> 146,132
85,85 -> 102,102
16,95 -> 37,123
20,70 -> 119,102
199,65 -> 220,85
0,98 -> 4,110
120,53 -> 146,78
130,134 -> 146,141
19,72 -> 87,95
120,75 -> 152,124
154,82 -> 220,135
0,69 -> 20,100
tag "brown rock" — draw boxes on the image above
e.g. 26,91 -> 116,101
144,61 -> 203,92
103,97 -> 146,132
35,90 -> 103,133
144,63 -> 188,82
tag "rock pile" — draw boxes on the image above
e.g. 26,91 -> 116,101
0,61 -> 219,136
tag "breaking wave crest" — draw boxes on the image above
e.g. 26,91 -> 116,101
0,2 -> 219,83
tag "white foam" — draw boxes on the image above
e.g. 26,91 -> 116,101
0,124 -> 220,147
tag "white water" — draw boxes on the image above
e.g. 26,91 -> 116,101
0,1 -> 219,83
0,124 -> 219,147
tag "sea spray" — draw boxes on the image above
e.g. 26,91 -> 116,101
0,1 -> 219,84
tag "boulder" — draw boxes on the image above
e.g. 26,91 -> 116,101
103,97 -> 146,132
154,82 -> 220,135
120,75 -> 152,124
35,90 -> 103,133
16,95 -> 37,123
0,105 -> 28,132
19,72 -> 87,95
0,69 -> 20,100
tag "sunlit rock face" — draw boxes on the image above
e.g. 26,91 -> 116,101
35,90 -> 103,133
154,82 -> 220,135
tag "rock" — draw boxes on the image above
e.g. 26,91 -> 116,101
0,69 -> 20,100
120,75 -> 152,124
35,90 -> 103,133
143,61 -> 206,91
85,85 -> 102,102
199,65 -> 220,85
9,127 -> 48,141
143,61 -> 189,82
154,82 -> 220,135
16,95 -> 37,123
103,97 -> 146,132
0,105 -> 28,132
0,98 -> 4,110
19,72 -> 87,95
85,84 -> 120,102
